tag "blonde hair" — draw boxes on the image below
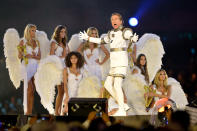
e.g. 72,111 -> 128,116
24,24 -> 37,42
154,69 -> 168,91
84,27 -> 99,50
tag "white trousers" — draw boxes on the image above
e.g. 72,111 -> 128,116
104,67 -> 127,109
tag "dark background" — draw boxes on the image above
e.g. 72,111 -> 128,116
0,0 -> 196,114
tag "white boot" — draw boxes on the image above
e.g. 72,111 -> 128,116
124,103 -> 130,111
113,108 -> 127,116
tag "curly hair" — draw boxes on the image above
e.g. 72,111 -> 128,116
66,51 -> 84,68
51,25 -> 67,46
136,54 -> 149,83
154,69 -> 168,91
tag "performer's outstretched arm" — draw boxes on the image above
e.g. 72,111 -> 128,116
79,31 -> 110,44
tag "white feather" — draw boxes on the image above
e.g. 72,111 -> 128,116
68,34 -> 83,51
34,55 -> 64,114
136,33 -> 165,84
3,28 -> 22,89
36,30 -> 50,59
77,76 -> 101,98
168,77 -> 188,110
123,67 -> 151,115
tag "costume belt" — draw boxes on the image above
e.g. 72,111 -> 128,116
108,74 -> 125,79
110,48 -> 127,52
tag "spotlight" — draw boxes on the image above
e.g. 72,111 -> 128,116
129,17 -> 138,27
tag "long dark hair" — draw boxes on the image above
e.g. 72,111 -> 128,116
136,54 -> 149,83
52,25 -> 67,46
66,51 -> 84,68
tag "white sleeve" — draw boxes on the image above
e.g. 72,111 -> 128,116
89,37 -> 102,44
89,35 -> 110,44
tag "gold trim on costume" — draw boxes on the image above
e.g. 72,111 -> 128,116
108,74 -> 125,79
101,37 -> 107,44
122,28 -> 133,40
110,48 -> 127,52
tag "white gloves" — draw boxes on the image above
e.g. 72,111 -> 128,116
131,33 -> 138,43
79,31 -> 89,41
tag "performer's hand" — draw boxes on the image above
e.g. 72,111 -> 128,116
25,54 -> 33,58
87,111 -> 96,121
87,53 -> 93,59
131,33 -> 138,42
79,31 -> 89,41
95,59 -> 102,65
63,97 -> 69,113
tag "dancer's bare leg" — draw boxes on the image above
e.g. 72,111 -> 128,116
55,84 -> 64,115
26,78 -> 35,115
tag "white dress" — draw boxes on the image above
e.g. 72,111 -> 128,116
21,38 -> 39,114
61,67 -> 83,115
67,68 -> 83,98
51,39 -> 66,67
84,48 -> 102,81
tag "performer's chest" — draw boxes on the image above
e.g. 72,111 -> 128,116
109,31 -> 127,48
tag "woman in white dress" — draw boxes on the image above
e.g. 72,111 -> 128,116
50,25 -> 69,115
62,51 -> 84,114
123,54 -> 151,115
144,69 -> 188,112
77,27 -> 109,81
17,24 -> 41,115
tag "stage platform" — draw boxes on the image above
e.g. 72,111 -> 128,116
0,115 -> 152,129
0,106 -> 196,129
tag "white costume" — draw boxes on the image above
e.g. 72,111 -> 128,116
20,38 -> 39,114
79,26 -> 137,116
84,48 -> 102,81
51,39 -> 69,67
66,68 -> 83,98
3,28 -> 48,114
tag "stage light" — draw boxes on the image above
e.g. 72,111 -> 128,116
191,48 -> 196,54
129,17 -> 138,27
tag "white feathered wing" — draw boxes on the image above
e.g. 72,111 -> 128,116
123,66 -> 151,115
68,34 -> 83,51
136,33 -> 165,84
168,77 -> 188,110
36,30 -> 50,59
3,28 -> 22,89
34,55 -> 64,114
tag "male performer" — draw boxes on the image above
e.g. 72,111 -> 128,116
79,13 -> 138,116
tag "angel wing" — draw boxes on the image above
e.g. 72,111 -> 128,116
136,33 -> 165,84
36,30 -> 50,59
99,34 -> 110,81
123,67 -> 151,115
34,55 -> 64,114
68,34 -> 83,51
3,28 -> 22,89
77,75 -> 101,98
168,77 -> 188,110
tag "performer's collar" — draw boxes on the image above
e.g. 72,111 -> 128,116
113,25 -> 124,32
